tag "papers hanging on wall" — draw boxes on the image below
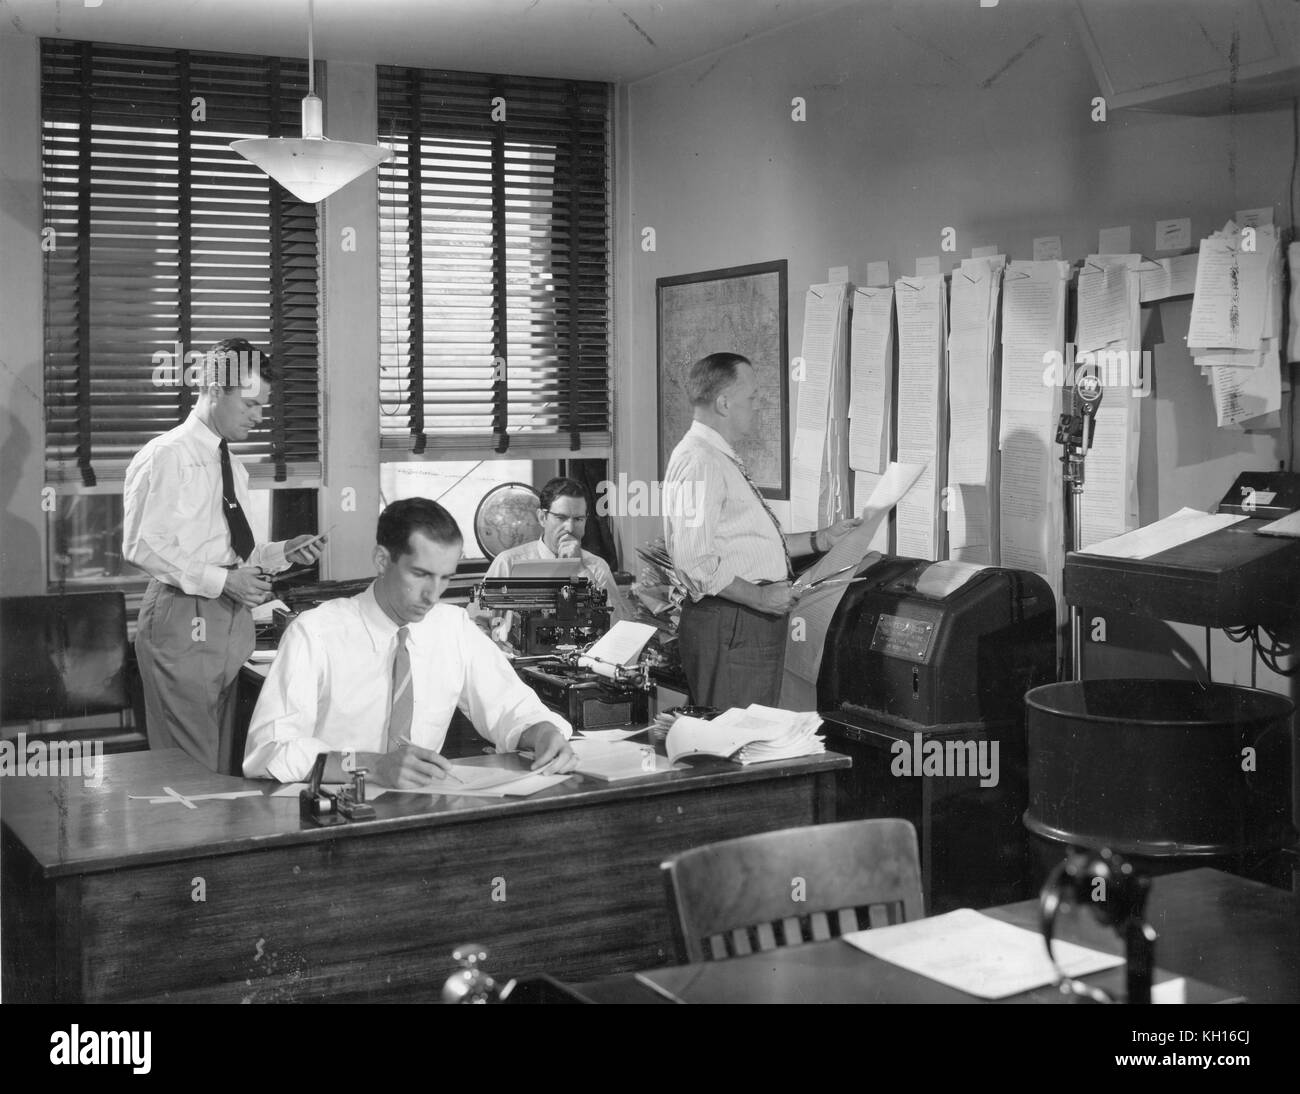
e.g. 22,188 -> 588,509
894,275 -> 948,560
792,283 -> 850,529
999,260 -> 1069,602
1190,222 -> 1284,431
849,285 -> 894,475
946,256 -> 1003,564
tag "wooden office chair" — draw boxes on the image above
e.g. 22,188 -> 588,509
661,818 -> 924,962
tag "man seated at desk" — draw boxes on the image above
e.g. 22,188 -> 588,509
475,476 -> 631,650
243,498 -> 576,787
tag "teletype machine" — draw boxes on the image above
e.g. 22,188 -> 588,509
474,568 -> 652,732
816,556 -> 1058,912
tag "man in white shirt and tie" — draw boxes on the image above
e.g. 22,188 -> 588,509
663,352 -> 861,710
243,498 -> 577,786
123,339 -> 323,773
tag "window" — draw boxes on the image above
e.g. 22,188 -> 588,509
377,67 -> 612,459
41,39 -> 321,489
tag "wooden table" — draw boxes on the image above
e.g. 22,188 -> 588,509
1,746 -> 847,1002
569,868 -> 1299,1003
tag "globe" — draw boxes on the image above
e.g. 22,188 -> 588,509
474,482 -> 543,559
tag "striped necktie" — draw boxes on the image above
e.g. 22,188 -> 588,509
725,453 -> 792,579
383,626 -> 412,752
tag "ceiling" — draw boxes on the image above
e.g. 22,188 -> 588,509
0,0 -> 858,83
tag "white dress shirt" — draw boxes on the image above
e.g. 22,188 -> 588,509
243,583 -> 572,782
663,420 -> 788,599
122,412 -> 288,599
485,537 -> 631,625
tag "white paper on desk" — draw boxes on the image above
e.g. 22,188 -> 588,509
843,908 -> 1124,1000
371,766 -> 570,797
1077,507 -> 1247,559
1257,510 -> 1300,538
269,781 -> 349,798
574,726 -> 650,741
252,598 -> 289,624
578,620 -> 657,678
247,649 -> 277,664
570,737 -> 678,780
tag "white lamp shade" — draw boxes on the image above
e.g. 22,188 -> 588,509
231,137 -> 394,204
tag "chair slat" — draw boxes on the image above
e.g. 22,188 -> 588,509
755,922 -> 778,951
707,935 -> 728,961
809,911 -> 831,941
780,916 -> 804,946
730,928 -> 753,956
835,907 -> 859,935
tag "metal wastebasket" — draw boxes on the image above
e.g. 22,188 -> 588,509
1024,679 -> 1295,858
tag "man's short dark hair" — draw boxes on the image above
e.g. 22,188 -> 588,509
537,476 -> 587,513
685,352 -> 751,406
377,497 -> 463,559
203,338 -> 279,390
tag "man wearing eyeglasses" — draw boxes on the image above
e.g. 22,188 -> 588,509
481,477 -> 631,650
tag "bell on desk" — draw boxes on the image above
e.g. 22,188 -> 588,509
441,943 -> 515,1003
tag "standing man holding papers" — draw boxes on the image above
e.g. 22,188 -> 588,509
663,352 -> 861,710
124,339 -> 324,774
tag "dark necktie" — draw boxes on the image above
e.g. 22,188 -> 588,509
383,627 -> 413,752
726,452 -> 793,579
218,440 -> 256,562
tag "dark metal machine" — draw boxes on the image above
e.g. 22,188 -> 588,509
513,645 -> 653,732
299,751 -> 376,826
817,556 -> 1058,912
474,576 -> 611,656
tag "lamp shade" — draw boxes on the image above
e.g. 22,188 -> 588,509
231,136 -> 393,204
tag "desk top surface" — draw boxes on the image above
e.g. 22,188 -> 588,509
1,746 -> 848,878
573,868 -> 1300,1004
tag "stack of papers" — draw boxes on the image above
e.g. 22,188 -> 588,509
569,738 -> 679,781
666,704 -> 825,765
1189,219 -> 1284,430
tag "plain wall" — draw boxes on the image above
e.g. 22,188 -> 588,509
614,0 -> 1298,693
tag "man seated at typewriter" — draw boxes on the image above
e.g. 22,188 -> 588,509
243,498 -> 576,787
475,476 -> 631,652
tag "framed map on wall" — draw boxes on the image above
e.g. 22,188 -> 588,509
656,260 -> 789,499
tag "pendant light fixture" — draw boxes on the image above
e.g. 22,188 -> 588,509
231,0 -> 393,203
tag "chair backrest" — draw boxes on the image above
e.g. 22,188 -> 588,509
0,592 -> 128,722
661,818 -> 924,962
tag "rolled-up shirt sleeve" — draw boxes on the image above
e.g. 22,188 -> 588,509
664,451 -> 736,599
456,612 -> 572,751
243,619 -> 330,782
123,444 -> 229,600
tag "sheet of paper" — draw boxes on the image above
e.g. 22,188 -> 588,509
848,286 -> 893,474
1077,507 -> 1247,559
1289,243 -> 1300,363
894,276 -> 947,559
779,463 -> 921,706
1076,260 -> 1134,353
573,726 -> 650,741
1211,348 -> 1283,426
843,908 -> 1124,1000
371,766 -> 571,797
269,781 -> 349,798
1188,234 -> 1268,350
251,598 -> 290,624
1139,253 -> 1198,302
579,619 -> 657,675
792,283 -> 848,529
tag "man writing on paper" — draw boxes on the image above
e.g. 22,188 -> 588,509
244,498 -> 577,786
476,476 -> 631,651
124,339 -> 324,774
664,352 -> 862,709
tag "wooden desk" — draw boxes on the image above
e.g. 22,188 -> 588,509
570,868 -> 1299,1003
1,746 -> 845,1002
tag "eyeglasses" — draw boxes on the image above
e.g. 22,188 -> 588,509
542,509 -> 588,524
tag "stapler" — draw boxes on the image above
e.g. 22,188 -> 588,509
299,752 -> 377,826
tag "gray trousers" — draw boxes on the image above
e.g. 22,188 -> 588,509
677,596 -> 788,710
135,579 -> 254,774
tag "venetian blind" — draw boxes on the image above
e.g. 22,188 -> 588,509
42,39 -> 321,486
377,66 -> 612,457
